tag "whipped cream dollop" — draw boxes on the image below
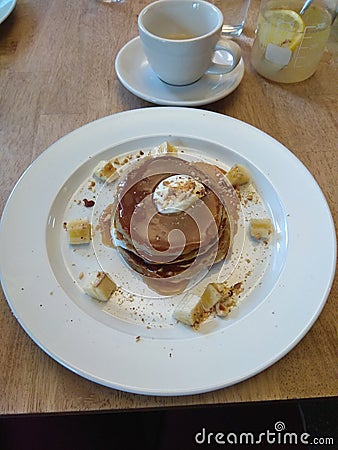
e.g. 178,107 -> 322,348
153,175 -> 206,214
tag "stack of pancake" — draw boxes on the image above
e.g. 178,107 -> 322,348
111,155 -> 236,294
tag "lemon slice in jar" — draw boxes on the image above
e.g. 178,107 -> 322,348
259,9 -> 305,50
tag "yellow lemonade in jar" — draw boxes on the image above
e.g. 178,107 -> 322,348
251,0 -> 332,82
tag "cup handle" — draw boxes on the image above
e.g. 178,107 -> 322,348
206,39 -> 241,75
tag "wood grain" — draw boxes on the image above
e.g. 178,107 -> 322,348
0,0 -> 337,414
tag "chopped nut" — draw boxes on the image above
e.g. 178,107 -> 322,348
215,299 -> 236,317
88,180 -> 96,191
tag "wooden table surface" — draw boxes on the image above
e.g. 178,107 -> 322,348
0,0 -> 337,414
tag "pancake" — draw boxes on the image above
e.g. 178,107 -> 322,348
111,155 -> 236,293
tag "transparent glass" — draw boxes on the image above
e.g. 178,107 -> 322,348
209,0 -> 251,36
251,0 -> 337,83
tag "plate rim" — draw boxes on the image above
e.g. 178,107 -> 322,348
0,0 -> 16,25
0,107 -> 336,395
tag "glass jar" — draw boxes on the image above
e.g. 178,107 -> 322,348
251,0 -> 337,82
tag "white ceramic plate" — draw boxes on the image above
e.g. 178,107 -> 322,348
0,108 -> 336,396
0,0 -> 16,24
115,37 -> 244,106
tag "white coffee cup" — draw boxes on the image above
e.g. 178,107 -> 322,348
138,0 -> 242,86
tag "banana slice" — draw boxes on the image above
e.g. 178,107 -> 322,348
93,160 -> 118,183
151,141 -> 179,156
83,271 -> 117,301
174,282 -> 243,327
250,218 -> 274,240
202,282 -> 243,311
227,164 -> 251,186
173,293 -> 205,327
66,218 -> 92,244
201,282 -> 233,310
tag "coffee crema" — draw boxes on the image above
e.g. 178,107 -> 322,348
162,32 -> 196,40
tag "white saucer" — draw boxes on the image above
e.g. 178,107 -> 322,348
0,0 -> 16,24
115,37 -> 244,106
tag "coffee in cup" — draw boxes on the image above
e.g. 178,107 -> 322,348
138,0 -> 242,86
